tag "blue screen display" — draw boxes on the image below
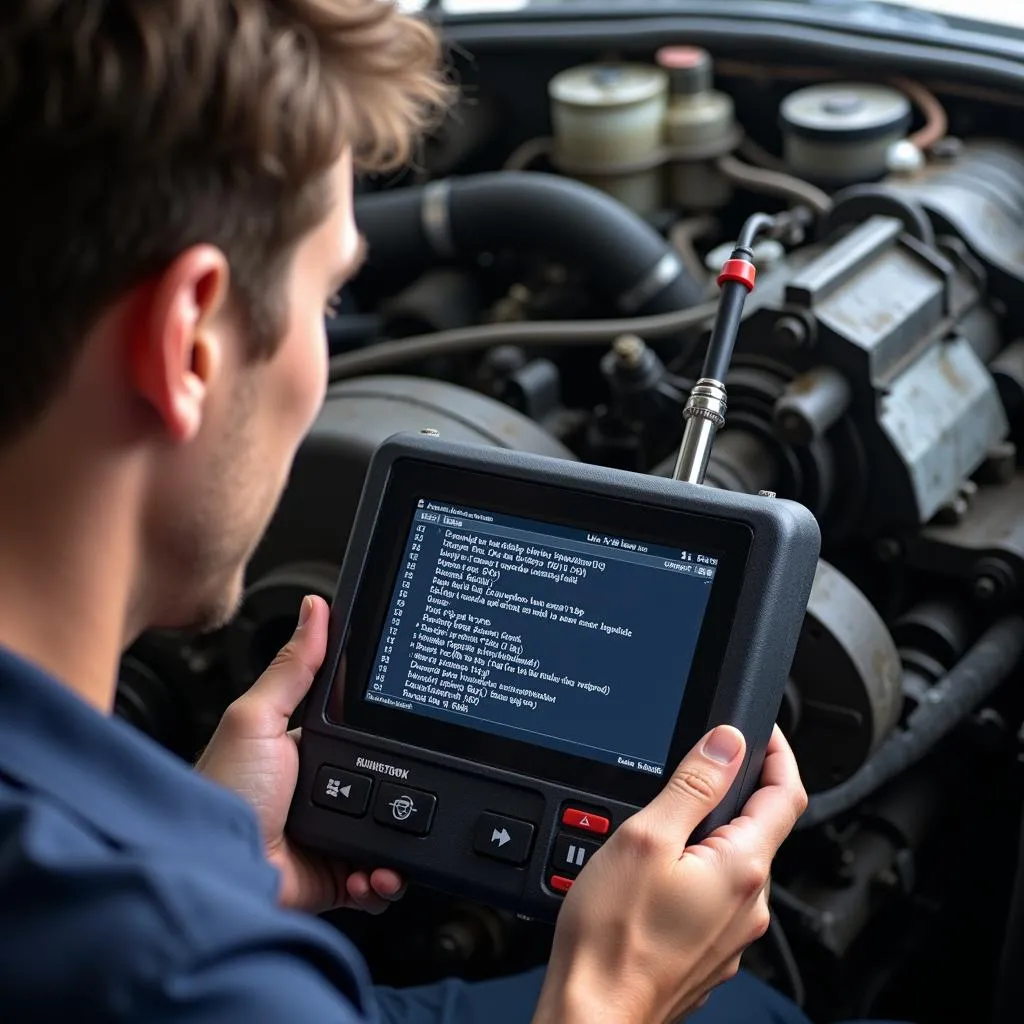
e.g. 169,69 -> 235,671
363,499 -> 719,778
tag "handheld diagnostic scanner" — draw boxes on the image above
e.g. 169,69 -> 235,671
285,213 -> 821,919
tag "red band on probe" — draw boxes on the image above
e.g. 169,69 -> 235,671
717,259 -> 756,292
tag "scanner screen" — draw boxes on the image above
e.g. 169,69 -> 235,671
362,499 -> 719,777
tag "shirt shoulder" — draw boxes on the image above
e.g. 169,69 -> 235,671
0,777 -> 378,1023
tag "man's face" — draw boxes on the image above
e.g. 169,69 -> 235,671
144,152 -> 361,632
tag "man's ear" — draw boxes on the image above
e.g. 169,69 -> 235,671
129,245 -> 231,443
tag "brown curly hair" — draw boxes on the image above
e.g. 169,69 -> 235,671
0,0 -> 450,442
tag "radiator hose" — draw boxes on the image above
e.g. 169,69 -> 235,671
354,171 -> 705,318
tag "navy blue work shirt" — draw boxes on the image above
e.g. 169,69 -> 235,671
0,644 -> 894,1024
0,643 -> 387,1021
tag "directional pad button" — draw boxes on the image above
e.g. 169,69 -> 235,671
472,812 -> 535,865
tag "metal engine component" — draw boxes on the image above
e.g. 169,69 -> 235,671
587,334 -> 689,470
874,140 -> 1024,326
227,377 -> 576,692
730,213 -> 1008,534
786,560 -> 905,793
548,62 -> 669,215
905,475 -> 1024,605
778,764 -> 946,961
779,82 -> 912,186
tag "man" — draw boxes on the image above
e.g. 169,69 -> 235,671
0,2 -> 900,1022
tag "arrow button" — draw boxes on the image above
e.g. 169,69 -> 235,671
473,812 -> 535,865
312,766 -> 372,817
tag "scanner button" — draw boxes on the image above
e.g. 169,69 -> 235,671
312,766 -> 372,816
373,782 -> 436,836
562,808 -> 610,835
549,874 -> 574,894
472,812 -> 535,865
552,832 -> 602,877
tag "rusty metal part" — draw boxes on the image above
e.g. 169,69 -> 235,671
787,560 -> 904,793
904,474 -> 1024,604
734,212 -> 1006,532
773,366 -> 852,446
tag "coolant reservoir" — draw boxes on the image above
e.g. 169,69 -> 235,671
658,46 -> 737,211
779,82 -> 912,186
548,62 -> 668,215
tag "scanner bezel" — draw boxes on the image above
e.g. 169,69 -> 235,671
322,456 -> 753,806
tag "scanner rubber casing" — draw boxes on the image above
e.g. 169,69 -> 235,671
286,432 -> 820,921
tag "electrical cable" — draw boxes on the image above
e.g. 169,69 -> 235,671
502,136 -> 552,171
891,75 -> 948,151
327,300 -> 720,381
700,212 -> 774,382
716,153 -> 833,215
767,915 -> 807,1009
668,215 -> 718,289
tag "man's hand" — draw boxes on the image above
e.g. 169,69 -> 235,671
196,595 -> 405,915
532,724 -> 807,1024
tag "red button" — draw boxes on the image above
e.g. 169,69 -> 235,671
549,874 -> 574,893
562,808 -> 610,835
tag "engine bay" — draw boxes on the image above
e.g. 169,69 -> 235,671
115,6 -> 1024,1021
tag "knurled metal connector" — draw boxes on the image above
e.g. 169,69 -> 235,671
682,378 -> 728,428
672,378 -> 728,485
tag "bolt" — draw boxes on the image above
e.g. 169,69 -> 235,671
773,315 -> 809,352
875,537 -> 902,563
978,440 -> 1018,485
933,496 -> 969,525
930,136 -> 964,163
613,334 -> 646,368
887,139 -> 925,177
971,558 -> 1017,602
777,410 -> 809,445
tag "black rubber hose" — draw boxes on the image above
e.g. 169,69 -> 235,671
797,615 -> 1024,831
354,172 -> 705,316
700,213 -> 776,382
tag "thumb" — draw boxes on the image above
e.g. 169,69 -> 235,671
645,725 -> 746,840
244,594 -> 330,722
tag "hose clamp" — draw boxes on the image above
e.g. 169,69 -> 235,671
617,252 -> 683,315
421,179 -> 456,258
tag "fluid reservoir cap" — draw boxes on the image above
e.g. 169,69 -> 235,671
656,45 -> 713,95
549,62 -> 668,108
780,82 -> 911,143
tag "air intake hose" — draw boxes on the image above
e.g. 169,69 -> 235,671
355,172 -> 704,317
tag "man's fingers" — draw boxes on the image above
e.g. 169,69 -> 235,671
733,726 -> 807,851
369,868 -> 407,902
242,595 -> 330,722
644,725 -> 746,839
345,872 -> 392,915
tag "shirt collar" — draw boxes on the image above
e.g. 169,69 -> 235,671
0,643 -> 264,857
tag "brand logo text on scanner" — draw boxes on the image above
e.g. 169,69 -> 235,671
356,756 -> 410,780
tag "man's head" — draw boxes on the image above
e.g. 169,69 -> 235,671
0,1 -> 448,635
